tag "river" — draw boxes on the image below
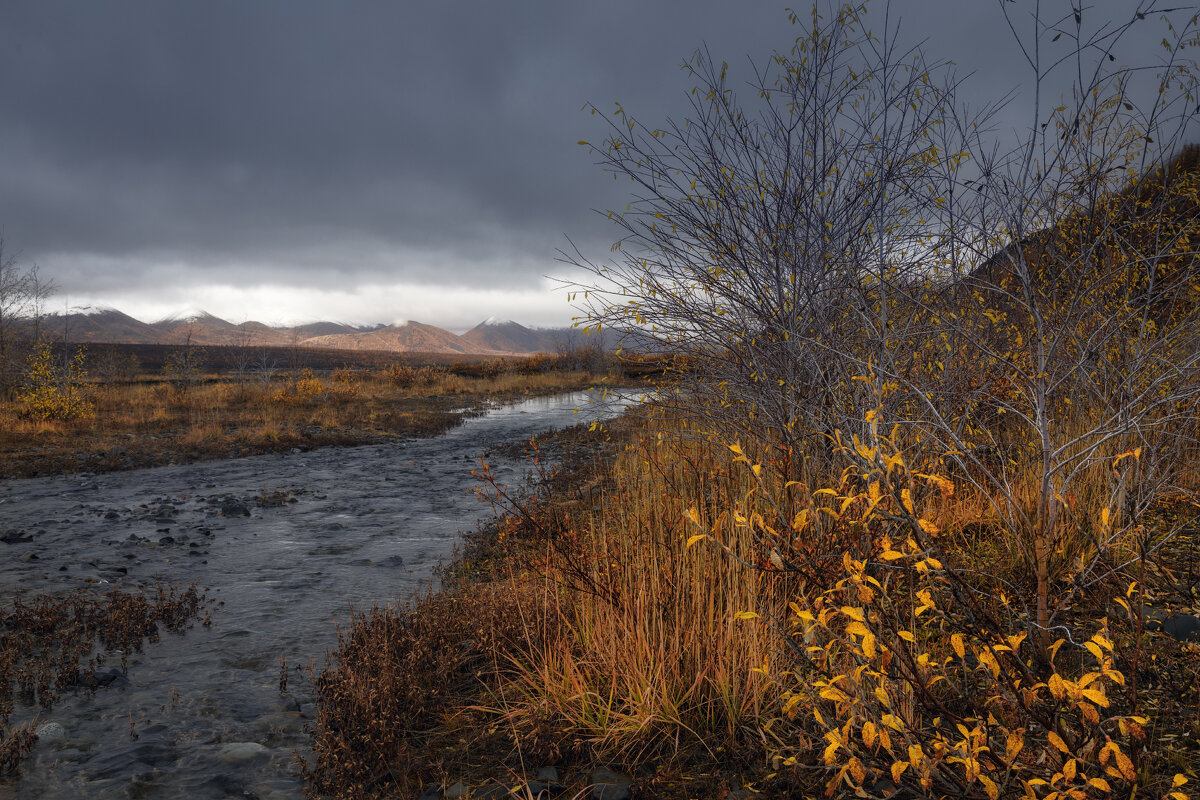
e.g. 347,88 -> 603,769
0,388 -> 634,799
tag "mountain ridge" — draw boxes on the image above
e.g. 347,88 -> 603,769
42,306 -> 577,355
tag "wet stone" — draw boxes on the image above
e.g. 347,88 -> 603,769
219,499 -> 251,518
1,529 -> 33,544
35,722 -> 67,745
216,741 -> 270,762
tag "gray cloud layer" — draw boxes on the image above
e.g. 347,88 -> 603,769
0,1 -> 1184,323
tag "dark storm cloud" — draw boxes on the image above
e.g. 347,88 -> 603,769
0,1 -> 795,291
0,0 -> 1186,314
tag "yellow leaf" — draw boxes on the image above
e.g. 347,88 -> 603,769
898,630 -> 916,643
848,757 -> 866,785
891,761 -> 909,783
845,621 -> 870,637
918,519 -> 940,535
841,606 -> 865,622
1174,774 -> 1189,789
1088,778 -> 1112,792
734,611 -> 759,620
1112,746 -> 1136,781
1047,731 -> 1069,753
951,634 -> 965,659
880,549 -> 904,561
902,488 -> 914,513
862,631 -> 877,659
862,721 -> 877,749
979,774 -> 999,800
1006,730 -> 1024,762
686,534 -> 708,548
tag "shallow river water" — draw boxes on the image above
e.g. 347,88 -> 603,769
0,389 -> 633,799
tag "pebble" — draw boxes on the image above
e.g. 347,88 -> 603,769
216,741 -> 270,762
34,722 -> 67,745
252,711 -> 306,734
219,499 -> 251,517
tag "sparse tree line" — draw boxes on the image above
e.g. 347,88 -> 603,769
562,1 -> 1200,795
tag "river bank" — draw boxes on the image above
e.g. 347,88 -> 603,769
0,366 -> 627,479
306,411 -> 776,800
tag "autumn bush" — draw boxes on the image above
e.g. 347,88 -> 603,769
17,339 -> 93,421
707,404 -> 1193,798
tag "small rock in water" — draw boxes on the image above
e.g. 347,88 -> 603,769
219,499 -> 251,518
92,667 -> 131,689
217,741 -> 270,762
1,529 -> 32,544
19,550 -> 37,562
445,781 -> 470,798
34,722 -> 67,745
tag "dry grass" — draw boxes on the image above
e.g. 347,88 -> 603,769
0,365 -> 615,478
488,417 -> 778,762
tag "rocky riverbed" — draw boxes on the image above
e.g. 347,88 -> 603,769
0,389 -> 634,799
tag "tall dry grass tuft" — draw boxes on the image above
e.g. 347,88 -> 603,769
488,414 -> 783,762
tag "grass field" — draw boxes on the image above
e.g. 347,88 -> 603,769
0,344 -> 642,478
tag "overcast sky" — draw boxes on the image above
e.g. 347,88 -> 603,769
0,1 -> 1188,329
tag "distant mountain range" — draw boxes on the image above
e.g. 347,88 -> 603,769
45,306 -> 593,356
